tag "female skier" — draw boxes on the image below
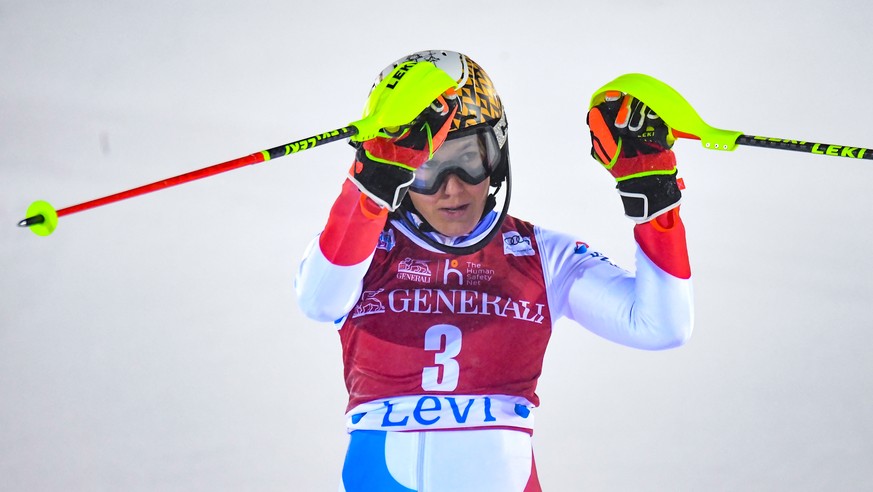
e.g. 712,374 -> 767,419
296,50 -> 693,491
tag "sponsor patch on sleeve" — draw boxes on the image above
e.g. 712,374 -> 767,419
502,231 -> 535,257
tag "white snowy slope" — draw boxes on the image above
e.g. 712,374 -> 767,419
1,1 -> 872,490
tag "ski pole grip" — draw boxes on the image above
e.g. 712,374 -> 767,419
590,73 -> 743,152
349,61 -> 457,142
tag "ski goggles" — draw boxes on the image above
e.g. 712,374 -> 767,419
410,126 -> 502,195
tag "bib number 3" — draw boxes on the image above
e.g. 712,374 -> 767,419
421,324 -> 462,391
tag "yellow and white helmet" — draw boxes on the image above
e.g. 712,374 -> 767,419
371,50 -> 512,254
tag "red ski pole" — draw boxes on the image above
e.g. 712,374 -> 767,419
18,59 -> 458,236
18,126 -> 356,235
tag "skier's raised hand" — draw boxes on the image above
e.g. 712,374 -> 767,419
587,92 -> 682,222
349,89 -> 459,211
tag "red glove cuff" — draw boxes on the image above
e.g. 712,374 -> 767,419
633,208 -> 691,279
319,179 -> 388,266
611,150 -> 676,180
363,137 -> 429,168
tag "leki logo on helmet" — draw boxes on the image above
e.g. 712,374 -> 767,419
384,61 -> 416,90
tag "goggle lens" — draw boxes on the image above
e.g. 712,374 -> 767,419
410,127 -> 501,195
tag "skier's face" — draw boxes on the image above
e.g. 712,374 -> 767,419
409,136 -> 491,237
409,174 -> 490,237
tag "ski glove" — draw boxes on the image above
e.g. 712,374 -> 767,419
349,89 -> 459,211
587,91 -> 682,222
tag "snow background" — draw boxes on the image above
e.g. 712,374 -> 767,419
2,0 -> 872,490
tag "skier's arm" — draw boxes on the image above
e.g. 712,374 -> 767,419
295,179 -> 388,322
540,211 -> 692,350
540,92 -> 693,349
296,87 -> 459,322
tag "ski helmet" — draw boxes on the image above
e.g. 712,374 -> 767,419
370,50 -> 512,255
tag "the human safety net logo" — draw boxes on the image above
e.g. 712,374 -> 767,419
394,257 -> 495,288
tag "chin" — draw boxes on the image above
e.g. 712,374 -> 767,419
436,221 -> 477,237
